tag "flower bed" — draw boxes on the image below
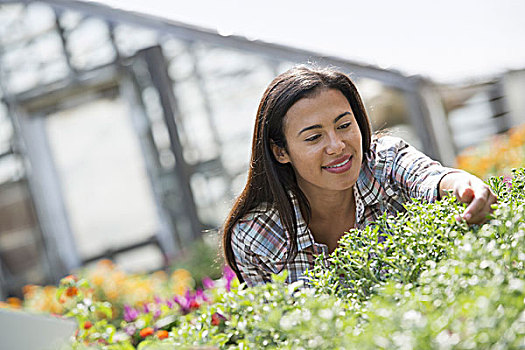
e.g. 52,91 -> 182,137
11,259 -> 195,324
455,123 -> 525,179
5,168 -> 525,349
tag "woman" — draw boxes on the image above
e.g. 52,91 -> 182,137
222,66 -> 496,287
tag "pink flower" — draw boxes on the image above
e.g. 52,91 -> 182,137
173,294 -> 190,314
124,324 -> 136,336
123,305 -> 138,322
195,289 -> 209,302
173,289 -> 207,314
503,175 -> 512,188
202,277 -> 215,290
223,265 -> 236,292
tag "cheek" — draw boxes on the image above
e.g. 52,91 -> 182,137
288,145 -> 323,171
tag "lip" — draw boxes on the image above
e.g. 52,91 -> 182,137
322,155 -> 352,168
321,155 -> 353,174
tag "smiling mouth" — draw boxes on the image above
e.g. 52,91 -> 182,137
322,156 -> 352,169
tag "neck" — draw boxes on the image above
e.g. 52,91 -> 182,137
299,185 -> 356,252
302,186 -> 355,222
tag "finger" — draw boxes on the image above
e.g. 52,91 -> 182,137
456,185 -> 474,204
466,201 -> 493,224
463,186 -> 495,223
480,193 -> 498,222
462,192 -> 488,222
487,192 -> 498,209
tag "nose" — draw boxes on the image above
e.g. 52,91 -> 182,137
325,132 -> 345,155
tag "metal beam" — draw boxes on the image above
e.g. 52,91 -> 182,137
119,67 -> 182,258
14,109 -> 81,279
12,0 -> 418,91
8,64 -> 120,114
139,45 -> 203,241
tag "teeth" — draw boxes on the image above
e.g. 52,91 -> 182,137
324,157 -> 350,169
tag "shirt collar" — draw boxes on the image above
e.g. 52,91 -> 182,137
355,161 -> 382,207
288,191 -> 318,251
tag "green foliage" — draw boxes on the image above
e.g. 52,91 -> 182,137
170,235 -> 223,288
63,168 -> 525,349
308,194 -> 472,303
349,183 -> 525,348
166,273 -> 356,349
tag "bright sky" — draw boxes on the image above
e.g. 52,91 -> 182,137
94,0 -> 525,83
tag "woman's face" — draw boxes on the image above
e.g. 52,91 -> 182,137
272,88 -> 363,195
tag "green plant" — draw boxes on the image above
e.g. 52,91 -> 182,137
59,168 -> 525,349
308,194 -> 472,304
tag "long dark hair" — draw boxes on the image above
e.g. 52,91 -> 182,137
222,66 -> 372,282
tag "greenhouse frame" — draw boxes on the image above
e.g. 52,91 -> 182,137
0,0 -> 478,298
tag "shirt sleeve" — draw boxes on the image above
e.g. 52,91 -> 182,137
230,216 -> 288,287
375,136 -> 457,202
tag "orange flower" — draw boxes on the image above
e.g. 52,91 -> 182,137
84,321 -> 93,330
7,297 -> 22,309
63,275 -> 78,283
22,285 -> 38,298
156,330 -> 169,339
97,259 -> 115,270
151,271 -> 168,281
65,286 -> 78,297
140,327 -> 154,338
91,274 -> 105,287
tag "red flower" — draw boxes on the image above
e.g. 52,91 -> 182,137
156,330 -> 169,339
84,321 -> 92,330
65,286 -> 78,297
140,327 -> 154,338
189,300 -> 200,310
211,312 -> 226,326
211,313 -> 220,326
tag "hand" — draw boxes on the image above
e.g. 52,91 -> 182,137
440,172 -> 498,225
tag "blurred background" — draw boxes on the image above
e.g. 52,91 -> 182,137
0,0 -> 524,299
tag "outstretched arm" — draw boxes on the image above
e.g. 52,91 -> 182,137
439,171 -> 497,224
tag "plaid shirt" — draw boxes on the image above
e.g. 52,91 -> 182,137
231,136 -> 456,287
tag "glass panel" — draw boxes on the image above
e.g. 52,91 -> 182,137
172,77 -> 219,163
358,78 -> 422,150
0,4 -> 69,94
115,245 -> 165,274
0,154 -> 24,185
190,173 -> 229,225
66,18 -> 116,70
45,97 -> 161,265
448,91 -> 497,151
165,43 -> 281,225
0,103 -> 13,154
0,181 -> 46,290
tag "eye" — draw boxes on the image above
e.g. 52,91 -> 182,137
338,122 -> 351,130
305,134 -> 321,142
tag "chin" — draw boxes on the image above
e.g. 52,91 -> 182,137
328,180 -> 355,192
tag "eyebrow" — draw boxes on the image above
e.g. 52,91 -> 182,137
297,111 -> 352,136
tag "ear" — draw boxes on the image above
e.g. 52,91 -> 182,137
270,141 -> 291,164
